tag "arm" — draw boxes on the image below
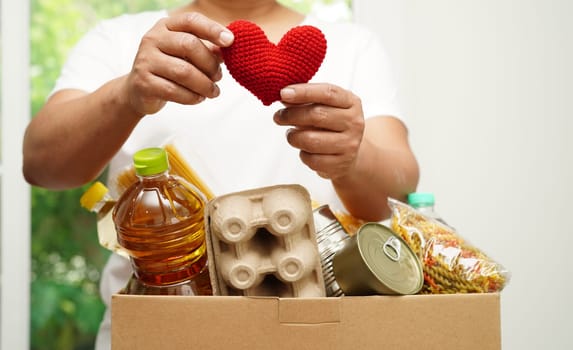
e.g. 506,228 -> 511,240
23,12 -> 234,190
23,83 -> 140,189
332,115 -> 419,221
274,83 -> 419,221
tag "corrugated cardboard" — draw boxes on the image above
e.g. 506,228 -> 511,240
111,293 -> 501,350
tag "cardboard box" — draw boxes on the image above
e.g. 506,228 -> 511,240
111,293 -> 501,350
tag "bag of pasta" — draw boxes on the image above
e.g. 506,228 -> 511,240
388,197 -> 509,294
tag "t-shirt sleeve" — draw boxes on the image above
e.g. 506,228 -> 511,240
349,27 -> 403,123
50,20 -> 125,96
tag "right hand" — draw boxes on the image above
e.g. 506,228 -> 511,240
124,12 -> 234,116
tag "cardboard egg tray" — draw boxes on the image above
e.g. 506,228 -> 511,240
205,184 -> 326,297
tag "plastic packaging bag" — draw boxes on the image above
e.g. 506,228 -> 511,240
388,198 -> 509,294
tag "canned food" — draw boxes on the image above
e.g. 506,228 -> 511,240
312,205 -> 351,296
332,222 -> 423,295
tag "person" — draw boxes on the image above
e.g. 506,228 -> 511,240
22,1 -> 419,348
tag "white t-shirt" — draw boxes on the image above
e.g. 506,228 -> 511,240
53,10 -> 403,349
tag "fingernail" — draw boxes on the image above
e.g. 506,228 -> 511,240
213,66 -> 223,81
211,83 -> 220,98
219,30 -> 234,46
280,88 -> 295,100
274,108 -> 285,121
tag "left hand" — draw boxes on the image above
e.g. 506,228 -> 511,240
273,83 -> 365,180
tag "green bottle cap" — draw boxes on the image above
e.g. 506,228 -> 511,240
133,147 -> 169,176
407,192 -> 435,208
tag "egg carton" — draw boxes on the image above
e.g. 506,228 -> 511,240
205,184 -> 326,297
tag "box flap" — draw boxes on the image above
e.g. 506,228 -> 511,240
278,297 -> 340,324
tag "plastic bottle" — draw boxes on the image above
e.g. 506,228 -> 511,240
81,181 -> 114,217
113,147 -> 212,295
407,192 -> 448,225
80,182 -> 128,258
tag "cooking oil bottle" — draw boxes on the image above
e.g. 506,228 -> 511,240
80,181 -> 129,258
80,181 -> 115,219
113,147 -> 212,295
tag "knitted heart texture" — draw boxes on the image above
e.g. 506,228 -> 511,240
221,20 -> 327,106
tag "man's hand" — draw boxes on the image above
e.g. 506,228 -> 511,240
273,83 -> 365,180
124,12 -> 234,116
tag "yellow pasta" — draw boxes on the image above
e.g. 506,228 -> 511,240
114,143 -> 215,200
389,198 -> 509,294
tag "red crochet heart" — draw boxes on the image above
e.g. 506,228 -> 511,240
222,20 -> 327,106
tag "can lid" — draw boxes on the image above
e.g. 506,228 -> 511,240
80,181 -> 109,211
133,147 -> 169,176
357,223 -> 423,295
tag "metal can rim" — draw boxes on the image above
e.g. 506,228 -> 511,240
355,222 -> 423,295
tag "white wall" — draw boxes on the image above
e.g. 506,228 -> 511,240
355,0 -> 573,349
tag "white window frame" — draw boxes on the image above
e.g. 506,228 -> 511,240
0,0 -> 31,349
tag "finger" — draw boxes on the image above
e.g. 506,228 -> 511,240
165,12 -> 234,47
280,83 -> 354,108
274,105 -> 348,132
138,72 -> 206,106
156,31 -> 223,82
147,50 -> 220,99
205,42 -> 225,64
286,128 -> 354,155
299,151 -> 345,178
131,50 -> 212,103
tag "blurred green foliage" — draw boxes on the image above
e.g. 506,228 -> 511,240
30,1 -> 182,349
29,0 -> 351,349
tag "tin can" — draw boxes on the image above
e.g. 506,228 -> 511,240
332,222 -> 423,295
312,205 -> 351,297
